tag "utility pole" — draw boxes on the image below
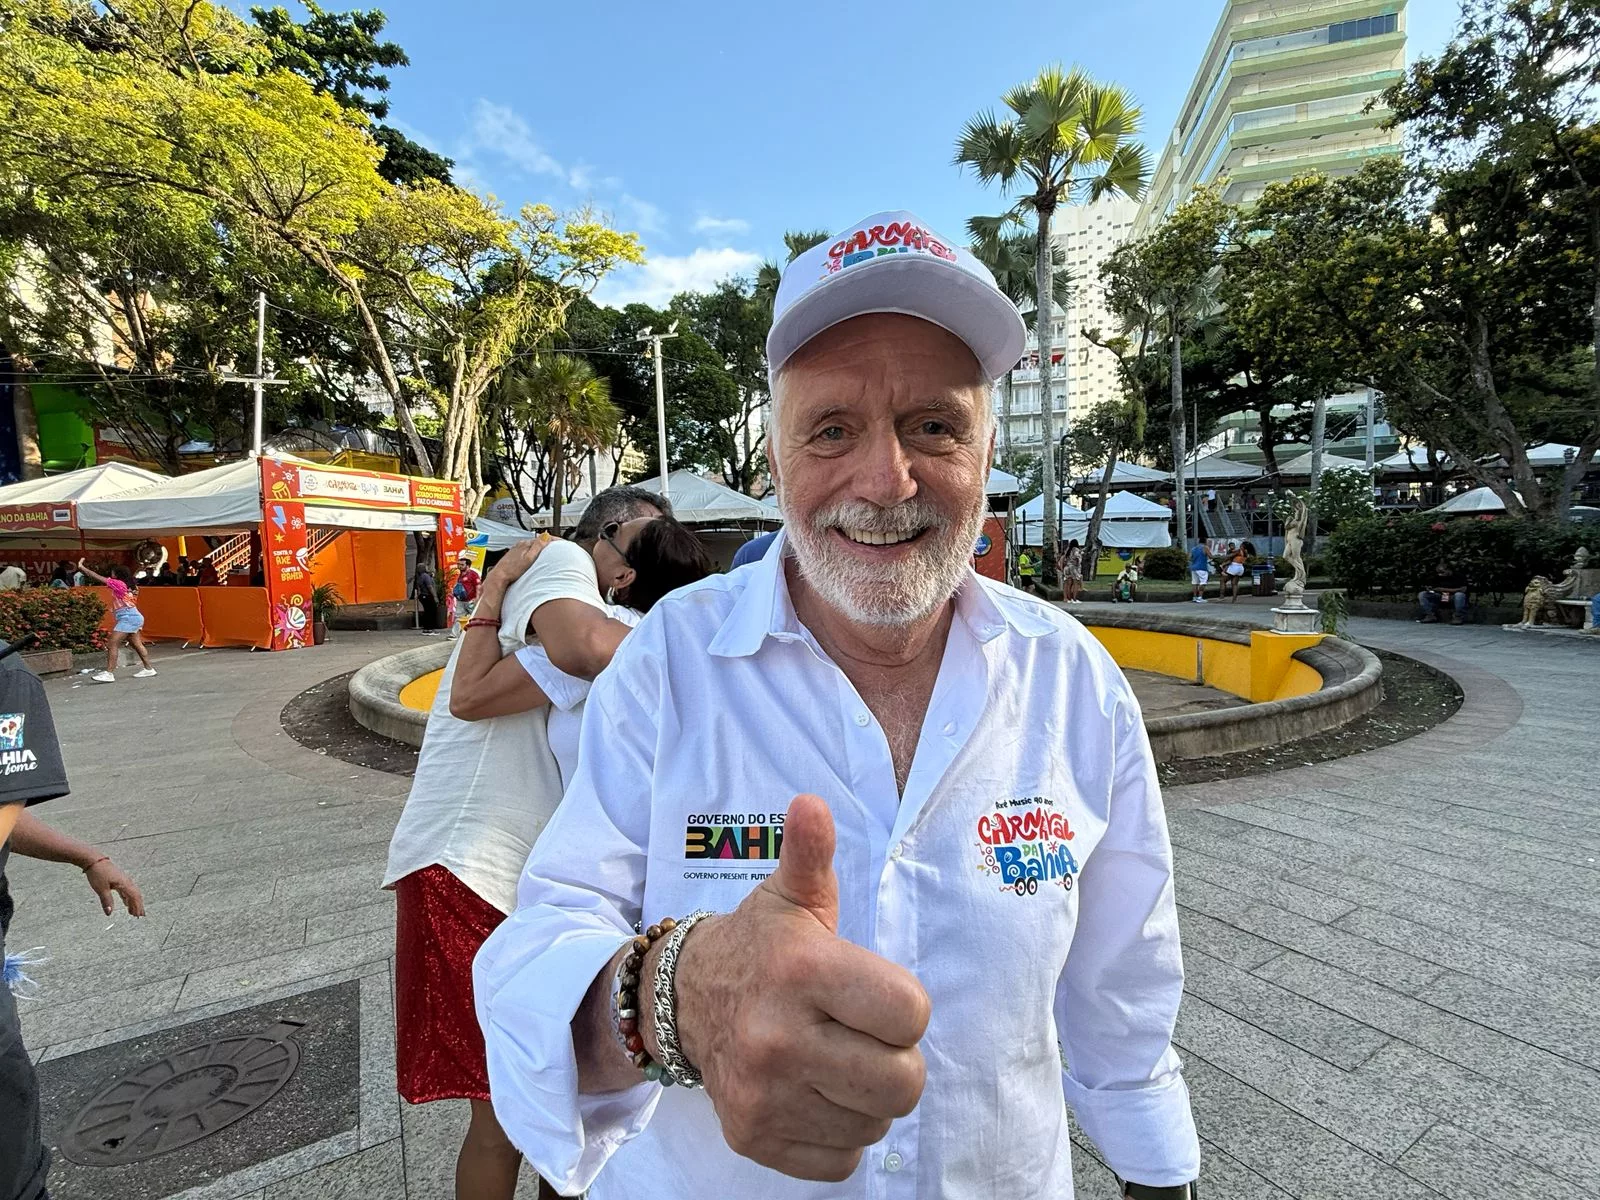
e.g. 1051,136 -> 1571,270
224,291 -> 288,456
636,322 -> 679,497
1364,388 -> 1376,472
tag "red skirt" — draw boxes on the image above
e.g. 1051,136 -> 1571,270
393,864 -> 506,1104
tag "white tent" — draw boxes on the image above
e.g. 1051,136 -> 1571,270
1186,453 -> 1266,482
469,516 -> 539,550
543,470 -> 781,529
1378,447 -> 1450,473
1522,443 -> 1599,469
1431,485 -> 1513,515
1275,451 -> 1370,477
0,462 -> 168,508
985,468 -> 1021,497
74,455 -> 437,536
1013,492 -> 1172,549
1073,460 -> 1170,488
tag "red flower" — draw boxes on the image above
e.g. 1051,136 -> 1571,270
1430,522 -> 1447,532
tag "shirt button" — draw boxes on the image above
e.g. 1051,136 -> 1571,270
889,843 -> 904,860
884,1151 -> 904,1173
941,721 -> 956,736
854,712 -> 870,727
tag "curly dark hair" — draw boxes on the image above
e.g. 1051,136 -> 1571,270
623,517 -> 713,613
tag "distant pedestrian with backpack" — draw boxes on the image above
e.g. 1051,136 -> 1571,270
76,559 -> 156,683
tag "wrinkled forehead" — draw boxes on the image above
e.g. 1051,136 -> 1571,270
777,314 -> 990,420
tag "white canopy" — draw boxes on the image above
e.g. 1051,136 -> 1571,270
470,516 -> 539,550
1014,492 -> 1172,549
985,468 -> 1021,497
546,470 -> 781,529
1073,460 -> 1170,488
1185,453 -> 1265,482
74,455 -> 439,536
0,462 -> 168,507
1522,443 -> 1599,469
1275,452 -> 1370,477
1378,447 -> 1449,473
1432,485 -> 1513,515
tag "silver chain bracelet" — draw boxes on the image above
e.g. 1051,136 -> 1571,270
650,908 -> 714,1089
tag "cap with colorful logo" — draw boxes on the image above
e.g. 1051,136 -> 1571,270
766,210 -> 1027,382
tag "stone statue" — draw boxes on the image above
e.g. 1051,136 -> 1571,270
1515,570 -> 1577,627
1279,494 -> 1309,608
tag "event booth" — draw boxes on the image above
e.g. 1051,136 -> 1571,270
0,456 -> 465,650
1015,491 -> 1174,550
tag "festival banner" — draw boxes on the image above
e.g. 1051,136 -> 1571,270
409,479 -> 461,513
262,499 -> 313,650
436,510 -> 468,629
0,502 -> 78,532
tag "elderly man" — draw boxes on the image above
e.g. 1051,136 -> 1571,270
476,211 -> 1200,1199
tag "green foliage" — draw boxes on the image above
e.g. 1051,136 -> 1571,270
1269,470 -> 1376,532
1317,587 -> 1350,638
1001,451 -> 1043,501
310,582 -> 344,622
670,279 -> 773,493
1325,514 -> 1590,602
0,589 -> 107,653
1141,545 -> 1189,581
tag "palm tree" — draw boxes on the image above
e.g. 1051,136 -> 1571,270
753,229 -> 833,317
500,354 -> 622,531
956,65 -> 1148,583
967,218 -> 1072,470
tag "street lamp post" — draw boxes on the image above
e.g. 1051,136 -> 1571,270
636,322 -> 679,498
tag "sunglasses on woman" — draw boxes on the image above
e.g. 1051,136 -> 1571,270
600,521 -> 634,568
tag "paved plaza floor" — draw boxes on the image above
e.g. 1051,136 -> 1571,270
6,610 -> 1598,1198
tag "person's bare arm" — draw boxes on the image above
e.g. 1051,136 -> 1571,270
9,809 -> 145,915
530,599 -> 631,680
450,653 -> 550,721
0,802 -> 20,850
75,558 -> 108,585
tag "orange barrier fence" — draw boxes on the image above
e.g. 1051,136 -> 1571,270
199,587 -> 274,649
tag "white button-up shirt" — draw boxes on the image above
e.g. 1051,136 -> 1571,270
475,539 -> 1200,1198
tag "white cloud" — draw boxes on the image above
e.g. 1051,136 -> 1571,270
595,247 -> 764,308
463,99 -> 588,188
693,215 -> 750,234
619,193 -> 666,234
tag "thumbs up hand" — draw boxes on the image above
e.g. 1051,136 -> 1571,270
645,794 -> 931,1182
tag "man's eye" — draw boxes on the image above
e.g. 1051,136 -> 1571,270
818,426 -> 845,441
920,421 -> 951,436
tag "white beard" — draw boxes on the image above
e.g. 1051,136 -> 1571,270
780,491 -> 986,627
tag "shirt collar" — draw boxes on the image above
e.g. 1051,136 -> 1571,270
709,529 -> 1057,658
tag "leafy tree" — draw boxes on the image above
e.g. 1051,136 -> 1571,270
491,353 -> 620,528
753,230 -> 832,317
956,65 -> 1149,578
670,279 -> 772,494
251,0 -> 454,184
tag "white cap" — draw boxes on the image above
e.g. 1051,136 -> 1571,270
766,210 -> 1027,382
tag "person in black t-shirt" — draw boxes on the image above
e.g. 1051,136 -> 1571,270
0,643 -> 72,1200
1418,561 -> 1470,624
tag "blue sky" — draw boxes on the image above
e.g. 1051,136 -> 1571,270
372,0 -> 1464,308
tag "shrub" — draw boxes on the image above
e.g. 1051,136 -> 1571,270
1303,555 -> 1327,579
1142,545 -> 1190,580
1326,514 -> 1590,602
0,588 -> 108,653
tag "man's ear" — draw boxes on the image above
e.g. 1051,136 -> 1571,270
614,565 -> 638,594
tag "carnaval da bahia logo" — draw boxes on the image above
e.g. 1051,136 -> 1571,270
824,222 -> 958,275
975,799 -> 1079,896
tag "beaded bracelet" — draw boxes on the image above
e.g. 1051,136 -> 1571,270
612,918 -> 678,1085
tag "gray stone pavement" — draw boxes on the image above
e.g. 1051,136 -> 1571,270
4,613 -> 1597,1198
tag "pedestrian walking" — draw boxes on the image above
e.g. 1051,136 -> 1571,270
76,560 -> 156,682
1188,541 -> 1212,604
1061,538 -> 1084,603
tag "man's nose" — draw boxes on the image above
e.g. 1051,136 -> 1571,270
854,429 -> 918,509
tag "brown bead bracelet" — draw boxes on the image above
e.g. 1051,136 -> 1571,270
612,917 -> 677,1084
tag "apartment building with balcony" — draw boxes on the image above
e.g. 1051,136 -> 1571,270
997,195 -> 1139,454
1135,0 -> 1407,235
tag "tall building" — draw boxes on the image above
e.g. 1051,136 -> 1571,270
997,195 -> 1139,455
1135,0 -> 1407,235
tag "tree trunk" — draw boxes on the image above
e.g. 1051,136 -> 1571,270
1256,400 -> 1281,480
1086,447 -> 1119,566
1035,210 -> 1058,586
1169,327 -> 1188,550
10,373 -> 42,480
549,439 -> 565,532
588,452 -> 598,497
1309,392 -> 1327,545
1001,369 -> 1014,466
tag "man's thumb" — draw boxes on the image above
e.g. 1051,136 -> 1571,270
765,794 -> 839,933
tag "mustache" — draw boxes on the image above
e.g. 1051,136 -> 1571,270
810,498 -> 951,537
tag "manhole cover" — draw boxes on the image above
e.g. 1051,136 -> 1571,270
61,1020 -> 305,1166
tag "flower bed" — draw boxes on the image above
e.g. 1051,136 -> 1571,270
0,588 -> 109,653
